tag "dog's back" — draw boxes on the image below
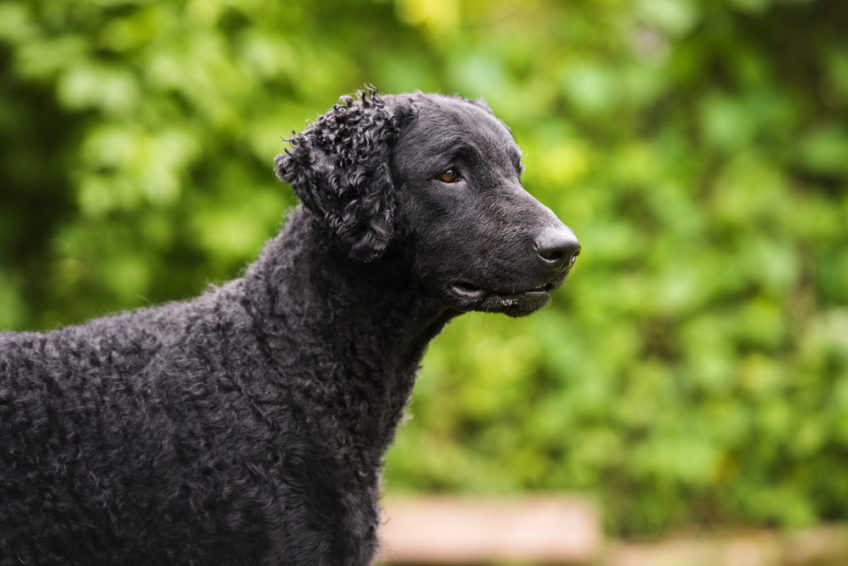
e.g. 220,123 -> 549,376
0,287 -> 280,564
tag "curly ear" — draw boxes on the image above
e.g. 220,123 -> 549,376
274,90 -> 411,262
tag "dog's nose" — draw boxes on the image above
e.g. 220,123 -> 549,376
535,227 -> 581,270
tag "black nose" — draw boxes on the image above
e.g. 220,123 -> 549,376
535,227 -> 581,270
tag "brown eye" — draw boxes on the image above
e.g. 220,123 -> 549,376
437,169 -> 460,183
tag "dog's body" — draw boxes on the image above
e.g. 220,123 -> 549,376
0,92 -> 579,565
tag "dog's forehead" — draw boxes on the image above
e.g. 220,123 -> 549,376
394,96 -> 502,146
416,97 -> 514,147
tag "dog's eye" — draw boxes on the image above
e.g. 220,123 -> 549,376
437,169 -> 460,183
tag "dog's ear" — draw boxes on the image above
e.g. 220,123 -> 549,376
274,90 -> 411,262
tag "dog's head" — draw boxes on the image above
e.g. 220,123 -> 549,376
275,90 -> 580,316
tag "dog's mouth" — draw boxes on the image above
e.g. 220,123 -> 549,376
448,277 -> 565,317
450,281 -> 555,300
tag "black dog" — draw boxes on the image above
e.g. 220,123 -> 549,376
0,91 -> 579,565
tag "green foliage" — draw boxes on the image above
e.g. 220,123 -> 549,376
2,0 -> 847,537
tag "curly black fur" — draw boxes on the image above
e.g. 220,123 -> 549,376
0,90 -> 580,565
276,88 -> 411,262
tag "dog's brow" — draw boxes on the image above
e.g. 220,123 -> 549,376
438,138 -> 479,164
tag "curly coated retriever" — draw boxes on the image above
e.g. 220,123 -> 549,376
0,90 -> 580,565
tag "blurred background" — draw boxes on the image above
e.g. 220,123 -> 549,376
2,0 -> 848,562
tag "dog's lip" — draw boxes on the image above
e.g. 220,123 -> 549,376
449,282 -> 487,300
449,280 -> 558,301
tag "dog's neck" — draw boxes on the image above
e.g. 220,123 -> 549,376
241,206 -> 455,468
